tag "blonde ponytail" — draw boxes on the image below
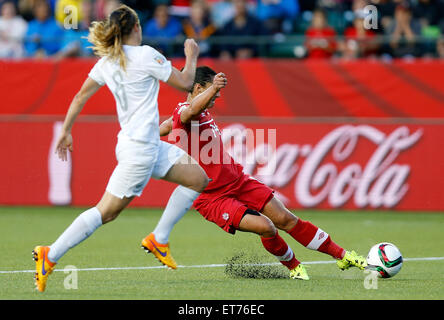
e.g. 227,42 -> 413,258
88,5 -> 139,71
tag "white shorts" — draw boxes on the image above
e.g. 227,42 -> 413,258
106,134 -> 186,199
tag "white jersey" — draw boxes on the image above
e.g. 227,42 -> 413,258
88,45 -> 172,144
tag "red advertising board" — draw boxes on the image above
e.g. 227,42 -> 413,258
1,119 -> 443,210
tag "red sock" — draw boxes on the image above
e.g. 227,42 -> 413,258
318,237 -> 345,260
287,219 -> 345,260
261,231 -> 300,270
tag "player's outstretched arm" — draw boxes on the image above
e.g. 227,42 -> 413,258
180,73 -> 227,124
55,77 -> 102,161
166,39 -> 199,92
159,116 -> 173,136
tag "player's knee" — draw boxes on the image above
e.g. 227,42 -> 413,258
190,174 -> 209,193
100,208 -> 122,224
274,211 -> 298,231
282,215 -> 298,231
259,216 -> 277,238
200,175 -> 210,191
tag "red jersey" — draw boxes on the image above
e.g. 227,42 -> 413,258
172,102 -> 244,192
343,26 -> 377,57
305,27 -> 337,59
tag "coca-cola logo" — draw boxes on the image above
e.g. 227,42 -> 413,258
222,124 -> 423,209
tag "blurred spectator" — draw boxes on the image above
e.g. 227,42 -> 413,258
18,0 -> 37,21
207,0 -> 235,28
436,36 -> 444,57
414,0 -> 442,55
304,8 -> 337,59
104,0 -> 121,17
352,0 -> 369,16
96,0 -> 121,20
386,1 -> 422,57
255,0 -> 300,34
24,0 -> 64,57
182,0 -> 215,56
4,0 -> 442,60
143,3 -> 183,54
55,0 -> 94,58
93,0 -> 105,20
339,0 -> 379,59
55,0 -> 82,26
412,0 -> 439,27
170,0 -> 191,18
217,0 -> 268,60
372,0 -> 397,33
340,16 -> 378,59
0,0 -> 27,58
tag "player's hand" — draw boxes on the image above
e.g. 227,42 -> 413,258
212,73 -> 227,91
55,131 -> 73,161
184,39 -> 200,59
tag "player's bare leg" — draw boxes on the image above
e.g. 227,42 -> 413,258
237,211 -> 276,238
261,196 -> 298,232
97,192 -> 134,224
141,154 -> 209,269
161,153 -> 209,192
262,196 -> 366,270
238,210 -> 309,280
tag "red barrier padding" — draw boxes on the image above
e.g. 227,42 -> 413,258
1,59 -> 443,118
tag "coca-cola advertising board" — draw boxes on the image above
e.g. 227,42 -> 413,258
0,119 -> 443,211
219,121 -> 441,211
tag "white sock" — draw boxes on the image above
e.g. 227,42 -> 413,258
153,186 -> 200,244
48,207 -> 103,263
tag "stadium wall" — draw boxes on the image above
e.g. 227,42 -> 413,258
1,59 -> 443,210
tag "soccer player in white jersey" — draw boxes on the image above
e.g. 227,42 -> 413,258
32,5 -> 209,292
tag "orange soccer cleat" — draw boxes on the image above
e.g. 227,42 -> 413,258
141,233 -> 177,270
32,246 -> 56,292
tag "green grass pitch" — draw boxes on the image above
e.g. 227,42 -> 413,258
0,206 -> 443,300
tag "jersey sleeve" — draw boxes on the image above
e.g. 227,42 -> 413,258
171,105 -> 191,150
172,103 -> 191,129
141,46 -> 173,82
88,59 -> 105,86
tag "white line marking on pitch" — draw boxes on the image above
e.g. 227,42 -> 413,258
0,256 -> 443,274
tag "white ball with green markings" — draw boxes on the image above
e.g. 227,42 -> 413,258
366,243 -> 403,278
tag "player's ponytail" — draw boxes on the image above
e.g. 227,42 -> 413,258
88,5 -> 139,71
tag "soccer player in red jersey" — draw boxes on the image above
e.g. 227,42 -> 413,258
142,66 -> 367,279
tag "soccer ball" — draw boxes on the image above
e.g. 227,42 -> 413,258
366,242 -> 403,278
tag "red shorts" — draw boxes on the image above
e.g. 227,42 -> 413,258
193,174 -> 274,234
